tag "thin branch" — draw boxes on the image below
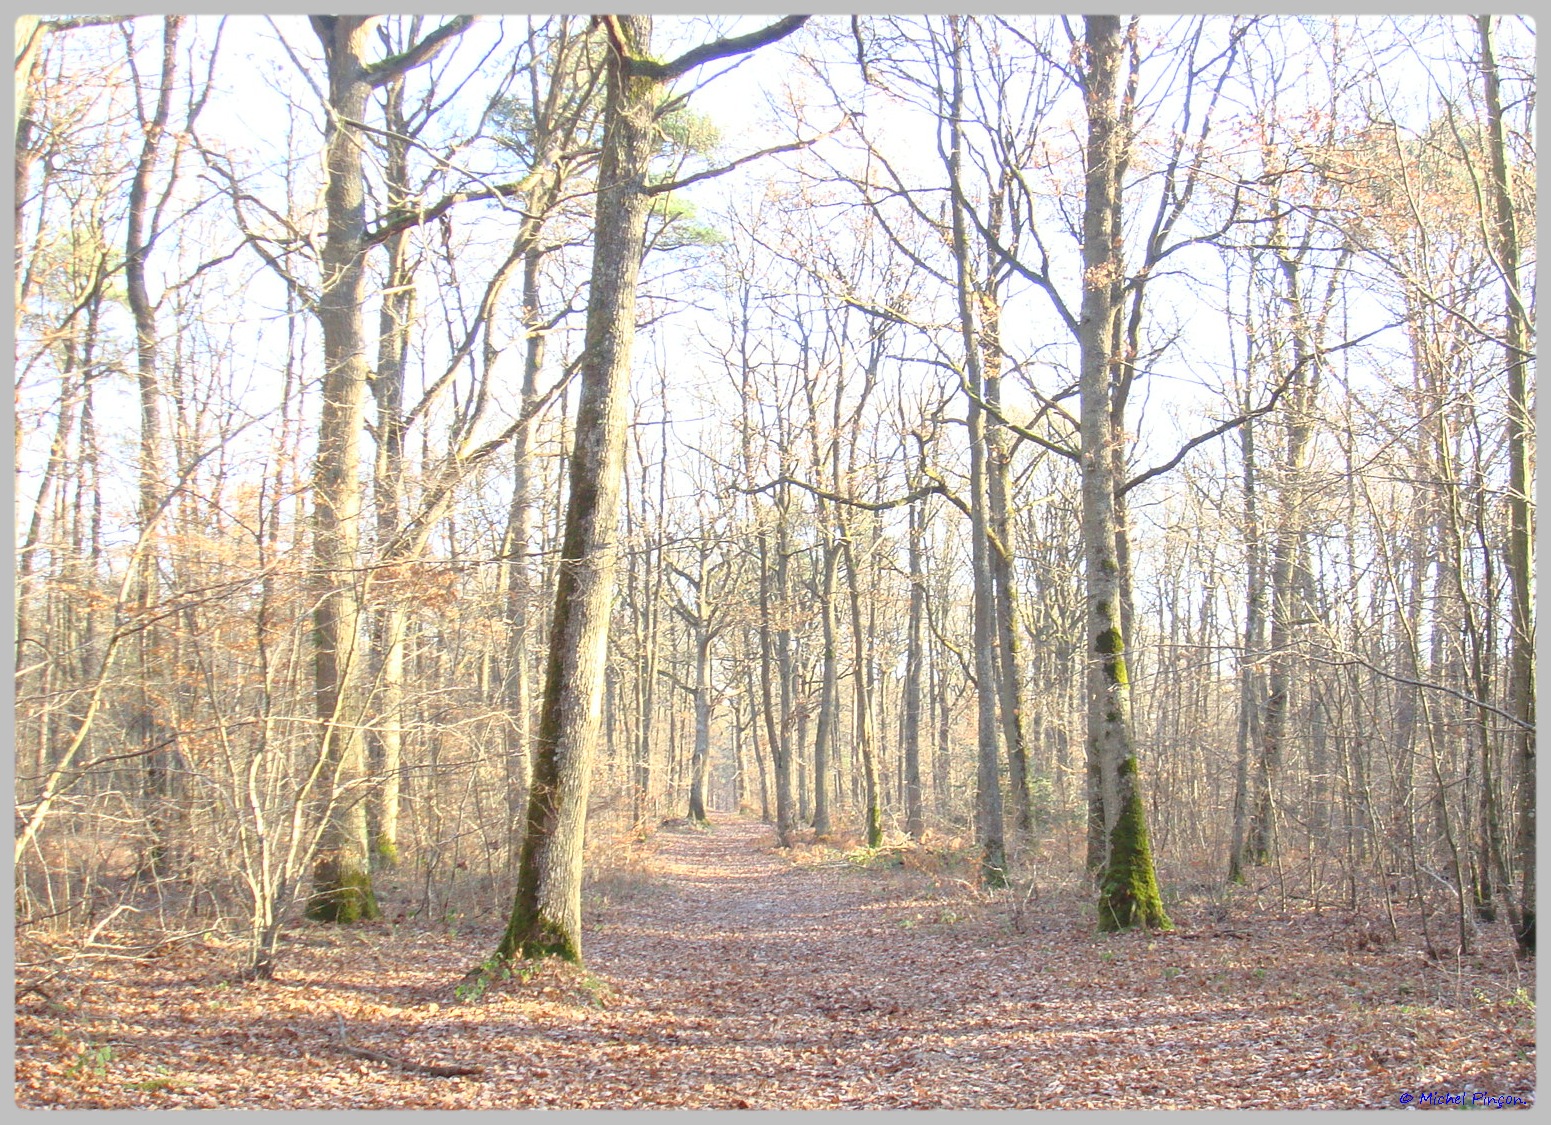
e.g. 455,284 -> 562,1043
737,475 -> 948,514
1120,319 -> 1401,495
644,131 -> 833,197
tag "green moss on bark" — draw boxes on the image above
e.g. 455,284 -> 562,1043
307,862 -> 381,923
1097,757 -> 1170,932
496,905 -> 582,964
981,839 -> 1008,889
1096,628 -> 1128,686
374,833 -> 399,869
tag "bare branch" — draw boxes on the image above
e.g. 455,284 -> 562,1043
363,15 -> 476,88
622,16 -> 810,82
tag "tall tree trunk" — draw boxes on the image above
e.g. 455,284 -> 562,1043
842,528 -> 883,848
983,301 -> 1035,844
1246,250 -> 1318,867
1477,14 -> 1534,959
811,539 -> 839,836
125,15 -> 182,879
497,14 -> 659,961
902,485 -> 928,841
367,72 -> 413,871
770,491 -> 799,845
1228,406 -> 1264,883
947,15 -> 1007,887
1078,14 -> 1168,932
306,15 -> 382,923
503,242 -> 546,861
688,626 -> 713,823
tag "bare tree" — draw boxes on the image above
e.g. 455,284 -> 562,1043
495,14 -> 810,964
1076,15 -> 1169,931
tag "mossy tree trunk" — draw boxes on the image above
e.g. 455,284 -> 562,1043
306,13 -> 470,922
1076,14 -> 1167,933
496,14 -> 659,961
495,12 -> 809,960
306,15 -> 383,923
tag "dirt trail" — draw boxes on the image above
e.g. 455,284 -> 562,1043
536,815 -> 1044,1109
14,815 -> 1536,1109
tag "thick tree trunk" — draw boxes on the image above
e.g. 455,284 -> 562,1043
1078,15 -> 1168,932
307,15 -> 380,923
497,14 -> 658,962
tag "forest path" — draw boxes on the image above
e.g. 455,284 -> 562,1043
569,815 -> 1044,1108
14,815 -> 1536,1110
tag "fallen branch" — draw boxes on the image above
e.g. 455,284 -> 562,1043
328,1011 -> 483,1078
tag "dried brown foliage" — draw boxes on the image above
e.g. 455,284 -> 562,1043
14,818 -> 1535,1109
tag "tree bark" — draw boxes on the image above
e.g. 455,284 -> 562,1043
1477,14 -> 1534,958
947,15 -> 1006,887
1077,14 -> 1168,932
125,15 -> 182,878
497,13 -> 658,961
307,15 -> 381,923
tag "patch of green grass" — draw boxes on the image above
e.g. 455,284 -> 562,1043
455,956 -> 515,1003
66,1044 -> 112,1081
130,1069 -> 188,1095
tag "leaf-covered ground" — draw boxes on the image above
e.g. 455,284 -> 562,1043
14,818 -> 1536,1109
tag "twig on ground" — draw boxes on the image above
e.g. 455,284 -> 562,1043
325,1009 -> 484,1078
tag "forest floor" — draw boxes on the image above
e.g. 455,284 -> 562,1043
14,816 -> 1537,1110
